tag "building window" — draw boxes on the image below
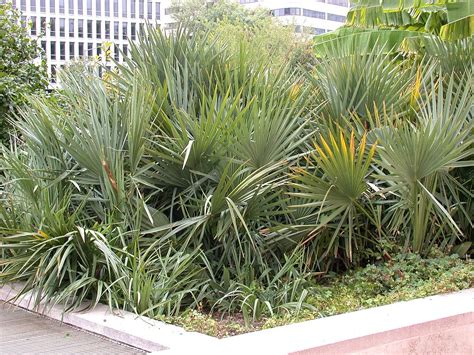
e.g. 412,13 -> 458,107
122,22 -> 127,39
40,16 -> 47,33
68,0 -> 74,14
50,0 -> 55,13
122,43 -> 128,56
105,0 -> 110,16
105,21 -> 110,38
96,20 -> 101,38
311,27 -> 325,35
113,0 -> 118,16
50,41 -> 56,59
60,41 -> 66,60
20,0 -> 26,11
87,0 -> 92,15
87,43 -> 93,56
147,1 -> 152,19
30,16 -> 37,35
122,0 -> 127,16
79,42 -> 84,56
78,19 -> 84,37
131,0 -> 136,17
96,46 -> 101,57
78,0 -> 83,14
272,8 -> 301,16
131,22 -> 136,40
59,18 -> 65,36
139,0 -> 144,18
50,17 -> 56,36
96,0 -> 101,15
165,22 -> 178,30
30,0 -> 36,11
69,42 -> 75,59
327,13 -> 346,22
87,20 -> 93,38
69,19 -> 74,37
40,0 -> 46,12
302,9 -> 325,19
155,2 -> 160,19
41,40 -> 46,53
51,65 -> 57,83
58,0 -> 65,13
114,44 -> 120,61
114,21 -> 119,39
164,7 -> 175,15
327,0 -> 349,6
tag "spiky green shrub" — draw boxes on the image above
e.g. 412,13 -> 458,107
308,43 -> 418,125
288,130 -> 379,268
0,29 -> 315,319
0,24 -> 472,324
374,73 -> 473,253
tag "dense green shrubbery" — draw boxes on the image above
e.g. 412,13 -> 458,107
0,3 -> 48,143
0,8 -> 472,327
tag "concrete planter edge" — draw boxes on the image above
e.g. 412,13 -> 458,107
1,283 -> 472,354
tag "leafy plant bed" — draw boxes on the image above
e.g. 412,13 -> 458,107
1,9 -> 473,346
166,252 -> 473,338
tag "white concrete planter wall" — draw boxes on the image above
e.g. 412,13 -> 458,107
1,283 -> 472,354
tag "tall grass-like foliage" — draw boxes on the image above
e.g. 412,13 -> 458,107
0,24 -> 472,322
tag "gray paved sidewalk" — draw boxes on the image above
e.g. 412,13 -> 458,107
0,302 -> 146,354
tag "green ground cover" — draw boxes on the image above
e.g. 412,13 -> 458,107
170,252 -> 473,337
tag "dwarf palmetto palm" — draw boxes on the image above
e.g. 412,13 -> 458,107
289,130 -> 377,263
374,73 -> 473,252
3,21 -> 471,321
309,43 -> 416,124
113,27 -> 312,262
420,37 -> 474,76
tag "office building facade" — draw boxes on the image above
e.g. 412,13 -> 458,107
5,0 -> 173,82
239,0 -> 349,35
